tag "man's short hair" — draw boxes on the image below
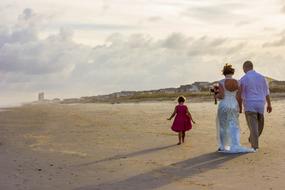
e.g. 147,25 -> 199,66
243,60 -> 253,69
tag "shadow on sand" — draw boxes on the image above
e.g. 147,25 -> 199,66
74,151 -> 245,190
74,144 -> 177,167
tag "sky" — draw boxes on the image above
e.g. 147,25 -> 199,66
1,0 -> 285,105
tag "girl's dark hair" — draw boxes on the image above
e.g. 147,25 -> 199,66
178,96 -> 186,103
222,63 -> 235,76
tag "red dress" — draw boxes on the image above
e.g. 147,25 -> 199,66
171,105 -> 192,132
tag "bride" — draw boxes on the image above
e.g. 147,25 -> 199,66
215,64 -> 255,153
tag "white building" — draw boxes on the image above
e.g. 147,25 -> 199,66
38,92 -> 44,101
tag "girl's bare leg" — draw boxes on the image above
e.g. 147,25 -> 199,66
177,132 -> 182,145
182,131 -> 185,143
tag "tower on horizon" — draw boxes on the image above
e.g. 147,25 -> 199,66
38,92 -> 44,101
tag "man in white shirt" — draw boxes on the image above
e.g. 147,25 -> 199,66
238,60 -> 272,150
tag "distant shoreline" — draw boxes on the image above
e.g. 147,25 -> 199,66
8,92 -> 285,108
58,92 -> 285,104
0,102 -> 25,109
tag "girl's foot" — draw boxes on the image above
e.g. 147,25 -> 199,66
177,142 -> 181,145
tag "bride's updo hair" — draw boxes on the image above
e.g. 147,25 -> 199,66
222,64 -> 235,76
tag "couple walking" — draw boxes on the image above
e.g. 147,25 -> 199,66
216,60 -> 272,153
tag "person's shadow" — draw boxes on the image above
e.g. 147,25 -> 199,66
73,144 -> 177,167
73,151 -> 244,190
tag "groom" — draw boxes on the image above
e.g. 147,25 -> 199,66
238,60 -> 272,150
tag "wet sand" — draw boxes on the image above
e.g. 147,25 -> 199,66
0,100 -> 284,190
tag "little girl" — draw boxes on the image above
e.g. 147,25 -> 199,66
168,96 -> 195,145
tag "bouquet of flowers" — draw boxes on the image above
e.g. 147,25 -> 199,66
210,84 -> 219,104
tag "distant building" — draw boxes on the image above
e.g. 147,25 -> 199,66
38,92 -> 44,101
141,90 -> 155,95
192,82 -> 211,91
269,81 -> 285,87
158,88 -> 177,94
52,98 -> 61,103
62,98 -> 80,103
94,95 -> 109,101
178,84 -> 199,92
113,91 -> 136,98
269,81 -> 285,92
211,81 -> 219,85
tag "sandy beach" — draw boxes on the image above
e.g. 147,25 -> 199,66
0,100 -> 285,190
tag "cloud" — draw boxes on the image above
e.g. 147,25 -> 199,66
0,10 -> 247,97
19,8 -> 35,21
0,8 -> 92,100
181,3 -> 244,23
281,5 -> 285,13
160,33 -> 192,49
102,0 -> 111,11
63,23 -> 137,31
263,37 -> 285,47
0,32 -> 84,75
147,16 -> 163,22
235,20 -> 254,27
0,9 -> 38,46
77,33 -> 246,94
1,7 -> 284,104
262,32 -> 285,47
253,52 -> 285,80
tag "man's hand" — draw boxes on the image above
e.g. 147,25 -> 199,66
267,105 -> 272,113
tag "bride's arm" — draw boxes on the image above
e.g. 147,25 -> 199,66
236,84 -> 243,113
215,83 -> 224,99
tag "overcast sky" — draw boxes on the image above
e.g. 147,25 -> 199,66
1,0 -> 285,105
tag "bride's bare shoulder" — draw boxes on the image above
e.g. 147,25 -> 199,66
224,79 -> 239,92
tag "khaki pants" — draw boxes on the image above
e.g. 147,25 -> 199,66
245,111 -> 264,149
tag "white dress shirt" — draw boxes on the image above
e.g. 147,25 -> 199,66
240,70 -> 269,114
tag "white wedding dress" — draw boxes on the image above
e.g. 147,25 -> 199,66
216,77 -> 255,153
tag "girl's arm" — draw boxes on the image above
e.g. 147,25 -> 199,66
186,107 -> 196,124
167,107 -> 177,120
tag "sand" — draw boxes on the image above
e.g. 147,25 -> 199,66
0,100 -> 284,190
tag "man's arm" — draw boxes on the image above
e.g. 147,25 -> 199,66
264,77 -> 272,113
266,95 -> 272,113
